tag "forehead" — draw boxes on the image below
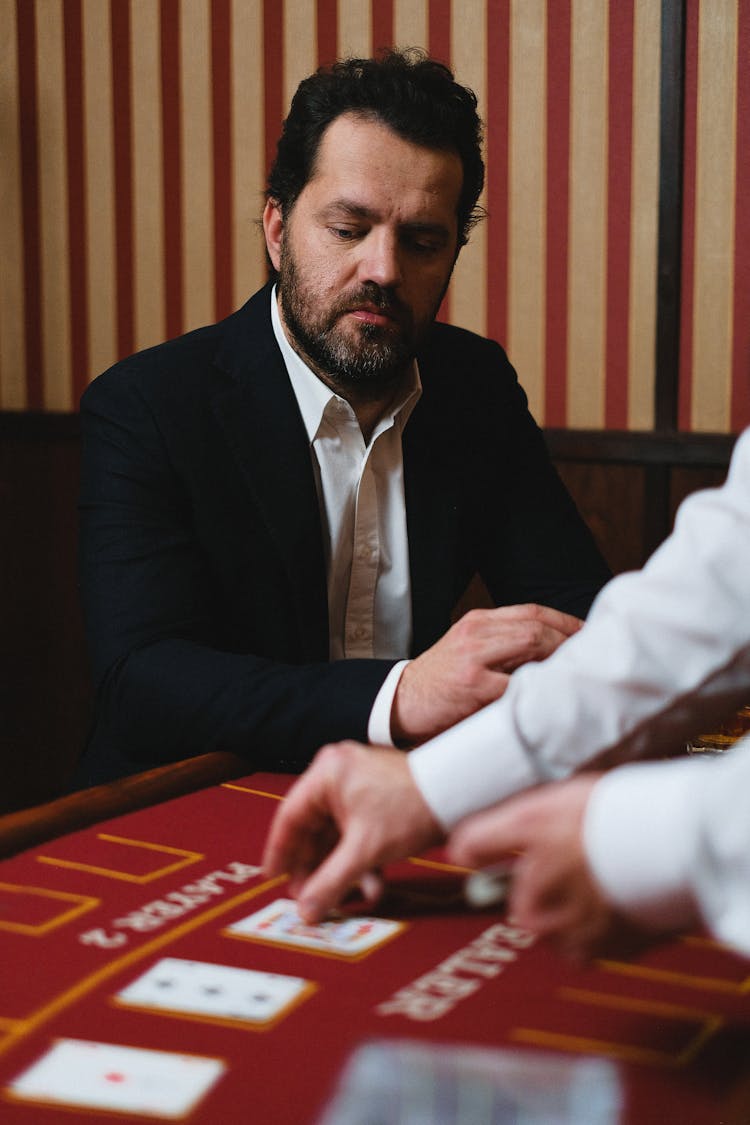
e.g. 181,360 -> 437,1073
302,112 -> 463,227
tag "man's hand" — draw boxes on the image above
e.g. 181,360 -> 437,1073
448,776 -> 651,962
392,604 -> 583,744
262,742 -> 443,923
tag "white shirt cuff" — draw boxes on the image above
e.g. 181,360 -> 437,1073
407,698 -> 541,831
583,758 -> 701,931
367,660 -> 410,746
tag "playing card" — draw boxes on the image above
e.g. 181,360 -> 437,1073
226,897 -> 405,958
7,1038 -> 225,1118
116,957 -> 314,1027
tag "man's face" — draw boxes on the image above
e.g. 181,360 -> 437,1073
264,113 -> 463,398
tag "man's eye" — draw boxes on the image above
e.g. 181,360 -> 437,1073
405,236 -> 440,255
330,227 -> 359,241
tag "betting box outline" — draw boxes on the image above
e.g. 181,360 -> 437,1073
0,881 -> 100,935
512,986 -> 724,1068
35,834 -> 205,884
598,938 -> 750,995
0,874 -> 289,1069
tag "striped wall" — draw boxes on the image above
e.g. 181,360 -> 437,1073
0,0 -> 747,432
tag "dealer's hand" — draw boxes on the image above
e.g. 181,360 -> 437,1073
448,775 -> 646,961
262,742 -> 443,923
391,604 -> 583,744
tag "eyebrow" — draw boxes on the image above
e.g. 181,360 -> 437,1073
316,199 -> 453,241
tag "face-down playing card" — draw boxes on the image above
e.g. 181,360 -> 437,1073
226,897 -> 405,958
7,1038 -> 225,1119
115,956 -> 315,1028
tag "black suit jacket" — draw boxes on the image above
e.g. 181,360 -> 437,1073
78,284 -> 610,784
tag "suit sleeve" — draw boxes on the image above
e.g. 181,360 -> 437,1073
466,340 -> 611,618
78,369 -> 394,784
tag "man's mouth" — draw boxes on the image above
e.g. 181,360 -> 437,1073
346,306 -> 397,327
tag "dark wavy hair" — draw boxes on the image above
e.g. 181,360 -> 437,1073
266,49 -> 485,246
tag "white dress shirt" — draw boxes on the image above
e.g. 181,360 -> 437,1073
271,289 -> 415,740
409,427 -> 750,948
584,739 -> 750,956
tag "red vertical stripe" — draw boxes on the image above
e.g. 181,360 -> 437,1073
428,0 -> 451,66
485,0 -> 509,347
16,0 -> 43,409
678,1 -> 698,431
544,0 -> 571,427
64,0 -> 89,402
110,0 -> 134,360
604,0 -> 634,429
161,0 -> 183,340
264,0 -> 284,186
371,0 -> 394,52
211,0 -> 233,320
429,0 -> 451,322
317,0 -> 338,67
731,0 -> 750,432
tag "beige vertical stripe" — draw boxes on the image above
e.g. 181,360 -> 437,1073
337,0 -> 371,58
284,0 -> 316,114
507,0 -> 547,420
691,0 -> 737,432
567,0 -> 607,428
83,0 -> 116,383
393,0 -> 429,51
0,0 -> 26,409
36,0 -> 72,409
131,0 -> 166,353
450,0 -> 487,340
231,0 -> 265,306
627,0 -> 659,431
181,0 -> 215,330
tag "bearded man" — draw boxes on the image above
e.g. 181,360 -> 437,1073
77,50 -> 609,786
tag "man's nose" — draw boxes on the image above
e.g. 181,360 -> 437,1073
357,229 -> 402,289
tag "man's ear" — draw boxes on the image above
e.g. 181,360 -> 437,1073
263,199 -> 283,272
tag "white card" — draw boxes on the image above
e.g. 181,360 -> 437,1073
227,897 -> 404,957
8,1039 -> 225,1118
116,957 -> 313,1026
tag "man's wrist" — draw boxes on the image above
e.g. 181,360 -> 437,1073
367,660 -> 410,745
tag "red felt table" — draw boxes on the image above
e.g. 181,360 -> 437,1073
0,764 -> 748,1123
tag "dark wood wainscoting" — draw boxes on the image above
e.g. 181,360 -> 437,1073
1,414 -> 88,813
547,429 -> 735,575
0,414 -> 736,814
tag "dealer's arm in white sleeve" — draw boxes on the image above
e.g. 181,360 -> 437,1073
583,737 -> 750,957
409,428 -> 750,831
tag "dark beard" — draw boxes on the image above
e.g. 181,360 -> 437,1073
277,249 -> 419,401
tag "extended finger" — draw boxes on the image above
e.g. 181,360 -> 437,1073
296,830 -> 376,923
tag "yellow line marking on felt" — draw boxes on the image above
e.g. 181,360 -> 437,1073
597,958 -> 750,995
0,882 -> 100,935
0,874 -> 289,1064
510,1023 -> 721,1069
511,986 -> 723,1068
36,835 -> 204,884
220,784 -> 286,800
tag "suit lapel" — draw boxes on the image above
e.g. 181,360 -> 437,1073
210,288 -> 329,660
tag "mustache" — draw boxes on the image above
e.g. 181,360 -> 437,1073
333,283 -> 409,323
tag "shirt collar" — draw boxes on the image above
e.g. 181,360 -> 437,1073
270,285 -> 421,444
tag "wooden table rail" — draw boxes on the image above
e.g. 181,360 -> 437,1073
0,752 -> 248,860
